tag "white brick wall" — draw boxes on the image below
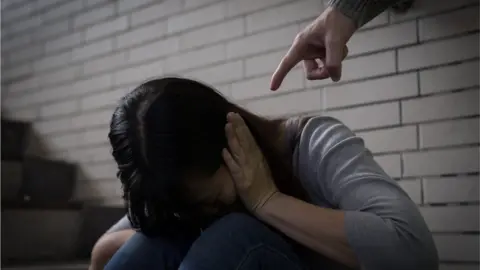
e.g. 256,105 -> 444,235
1,0 -> 479,266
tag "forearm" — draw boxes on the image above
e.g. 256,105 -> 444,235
328,0 -> 401,27
255,192 -> 359,268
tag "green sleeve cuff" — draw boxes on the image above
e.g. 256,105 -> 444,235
328,0 -> 400,28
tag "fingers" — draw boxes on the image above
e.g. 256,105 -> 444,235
227,112 -> 257,152
270,36 -> 305,91
222,148 -> 242,180
303,59 -> 330,80
325,41 -> 348,82
225,122 -> 244,163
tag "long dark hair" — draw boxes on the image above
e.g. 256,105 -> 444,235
108,77 -> 301,236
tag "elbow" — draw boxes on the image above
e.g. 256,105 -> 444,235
384,224 -> 439,270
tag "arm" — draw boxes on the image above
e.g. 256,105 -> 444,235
256,117 -> 439,270
328,0 -> 402,27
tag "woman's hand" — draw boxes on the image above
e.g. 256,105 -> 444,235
222,112 -> 279,213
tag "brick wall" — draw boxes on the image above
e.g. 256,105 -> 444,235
1,0 -> 479,267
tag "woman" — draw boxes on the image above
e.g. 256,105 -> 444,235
94,76 -> 438,270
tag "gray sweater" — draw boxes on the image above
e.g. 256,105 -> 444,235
329,0 -> 402,27
291,116 -> 438,269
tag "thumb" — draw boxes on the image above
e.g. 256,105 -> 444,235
325,40 -> 344,82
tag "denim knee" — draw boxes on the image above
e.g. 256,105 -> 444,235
104,232 -> 195,270
179,213 -> 305,270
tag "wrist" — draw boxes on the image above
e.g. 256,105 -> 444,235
254,191 -> 285,218
327,0 -> 364,28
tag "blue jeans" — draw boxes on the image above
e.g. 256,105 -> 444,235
104,213 -> 309,270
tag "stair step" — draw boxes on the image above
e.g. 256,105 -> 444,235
2,209 -> 83,264
20,158 -> 76,204
1,161 -> 22,201
2,261 -> 89,270
2,119 -> 31,161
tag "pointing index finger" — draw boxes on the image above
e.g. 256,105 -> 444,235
270,39 -> 304,91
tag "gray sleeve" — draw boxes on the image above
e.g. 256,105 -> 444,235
328,0 -> 401,27
105,215 -> 133,234
296,117 -> 439,270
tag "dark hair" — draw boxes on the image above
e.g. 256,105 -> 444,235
109,77 -> 300,236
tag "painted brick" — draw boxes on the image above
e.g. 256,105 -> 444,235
33,19 -> 70,41
7,76 -> 39,94
128,37 -> 179,64
130,0 -> 182,26
39,65 -> 80,88
75,179 -> 121,200
373,154 -> 402,178
180,18 -> 244,50
83,52 -> 127,76
360,11 -> 388,29
398,179 -> 422,204
45,132 -> 83,151
65,144 -> 112,164
3,63 -> 32,81
7,44 -> 43,64
420,118 -> 479,148
164,44 -> 225,73
85,16 -> 128,42
167,2 -> 226,33
391,0 -> 479,22
73,3 -> 115,29
244,89 -> 322,117
113,60 -> 163,86
35,117 -> 73,135
403,147 -> 480,177
419,7 -> 479,41
306,51 -> 397,88
398,33 -> 479,71
4,15 -> 41,36
424,176 -> 479,204
420,61 -> 479,94
420,205 -> 479,232
226,25 -> 298,59
245,49 -> 302,77
348,21 -> 417,56
80,161 -> 117,180
325,73 -> 418,109
227,0 -> 291,17
326,102 -> 400,131
45,32 -> 84,54
72,38 -> 113,61
117,0 -> 155,13
36,0 -> 65,10
246,0 -> 322,33
40,100 -> 79,118
80,88 -> 128,111
82,126 -> 109,146
358,126 -> 417,154
42,0 -> 83,22
2,107 -> 38,121
231,68 -> 304,100
402,89 -> 479,124
69,75 -> 113,100
116,20 -> 167,49
86,0 -> 109,8
185,61 -> 243,86
33,51 -> 71,73
1,1 -> 33,23
434,235 -> 480,262
1,34 -> 31,52
184,0 -> 219,9
71,109 -> 113,130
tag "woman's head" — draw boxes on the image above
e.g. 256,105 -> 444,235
109,77 -> 293,235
